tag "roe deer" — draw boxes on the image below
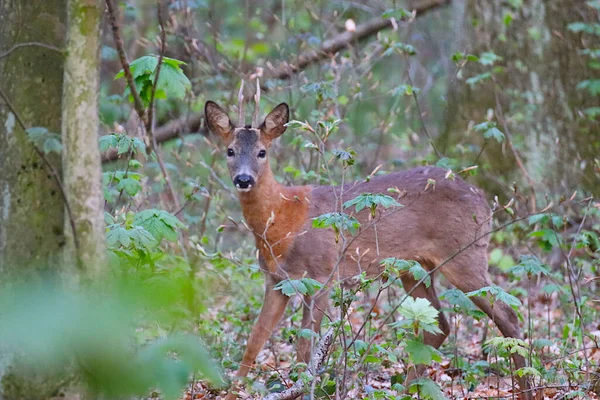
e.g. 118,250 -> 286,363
205,87 -> 530,400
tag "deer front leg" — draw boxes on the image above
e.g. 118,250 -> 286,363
226,280 -> 290,400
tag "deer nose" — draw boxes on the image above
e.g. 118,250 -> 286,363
234,174 -> 255,189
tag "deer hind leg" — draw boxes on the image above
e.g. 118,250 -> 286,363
400,273 -> 450,384
441,252 -> 531,400
297,291 -> 329,364
226,279 -> 290,400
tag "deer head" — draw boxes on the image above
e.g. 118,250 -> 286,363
204,81 -> 289,192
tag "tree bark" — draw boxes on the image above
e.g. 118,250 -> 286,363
440,0 -> 600,199
61,0 -> 106,279
0,1 -> 67,397
0,1 -> 66,278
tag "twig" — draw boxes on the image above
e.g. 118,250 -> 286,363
0,42 -> 63,59
493,84 -> 537,212
0,86 -> 80,254
105,0 -> 148,126
263,328 -> 334,400
406,58 -> 443,159
146,0 -> 166,155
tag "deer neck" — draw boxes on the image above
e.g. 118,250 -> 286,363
238,167 -> 312,274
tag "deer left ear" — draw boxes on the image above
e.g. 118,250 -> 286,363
260,103 -> 289,140
205,101 -> 234,142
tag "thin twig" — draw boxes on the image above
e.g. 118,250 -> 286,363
105,0 -> 148,126
147,0 -> 167,155
0,42 -> 63,59
0,86 -> 80,254
405,56 -> 443,159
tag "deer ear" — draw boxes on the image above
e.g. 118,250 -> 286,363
260,103 -> 289,140
205,101 -> 234,142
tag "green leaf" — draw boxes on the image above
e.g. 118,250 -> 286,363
26,127 -> 62,154
117,178 -> 143,197
440,289 -> 476,311
312,212 -> 360,241
274,279 -> 307,297
474,121 -> 505,143
133,209 -> 186,243
331,148 -> 356,166
156,63 -> 192,100
576,79 -> 600,95
479,51 -> 502,65
398,297 -> 440,327
467,285 -> 522,310
409,378 -> 447,400
343,193 -> 402,216
508,255 -> 550,277
405,339 -> 441,365
466,72 -> 492,86
99,134 -> 119,153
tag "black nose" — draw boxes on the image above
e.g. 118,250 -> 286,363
233,174 -> 255,189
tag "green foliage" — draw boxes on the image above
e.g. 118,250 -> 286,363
391,297 -> 442,336
115,55 -> 191,106
409,378 -> 447,400
25,127 -> 62,154
312,212 -> 360,242
99,133 -> 146,156
0,281 -> 220,399
473,121 -> 505,143
509,255 -> 550,277
274,277 -> 324,297
381,258 -> 431,288
467,285 -> 522,310
133,209 -> 186,244
343,193 -> 402,217
485,337 -> 529,358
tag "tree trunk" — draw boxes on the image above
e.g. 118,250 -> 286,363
61,0 -> 106,280
0,1 -> 66,278
440,0 -> 600,200
0,1 -> 67,398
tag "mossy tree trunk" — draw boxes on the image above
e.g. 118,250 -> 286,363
61,0 -> 106,280
0,1 -> 67,398
0,1 -> 66,279
440,0 -> 600,201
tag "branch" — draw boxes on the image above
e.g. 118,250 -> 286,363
263,328 -> 334,400
105,0 -> 148,127
0,42 -> 63,59
265,0 -> 450,81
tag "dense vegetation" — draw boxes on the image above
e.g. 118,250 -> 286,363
0,0 -> 598,399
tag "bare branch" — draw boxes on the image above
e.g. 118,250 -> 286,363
265,0 -> 450,81
0,42 -> 63,59
104,0 -> 148,126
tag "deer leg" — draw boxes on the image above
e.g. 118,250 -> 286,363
400,273 -> 450,385
297,292 -> 329,364
226,280 -> 290,400
443,254 -> 532,400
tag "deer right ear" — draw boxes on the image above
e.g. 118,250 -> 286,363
205,101 -> 234,142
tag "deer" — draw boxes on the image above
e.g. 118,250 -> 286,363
204,83 -> 531,400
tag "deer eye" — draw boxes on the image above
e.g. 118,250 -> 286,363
258,150 -> 267,158
227,148 -> 235,157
